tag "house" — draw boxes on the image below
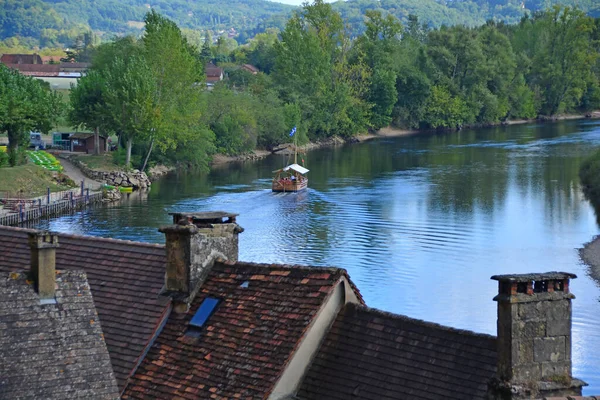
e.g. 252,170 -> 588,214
241,63 -> 259,75
205,62 -> 223,89
0,232 -> 119,399
69,132 -> 107,153
0,211 -> 594,399
0,53 -> 43,64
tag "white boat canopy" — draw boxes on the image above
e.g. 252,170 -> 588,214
275,163 -> 309,175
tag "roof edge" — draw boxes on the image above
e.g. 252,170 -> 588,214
349,303 -> 497,341
0,225 -> 165,251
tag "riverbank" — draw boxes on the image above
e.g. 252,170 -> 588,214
208,112 -> 600,167
209,127 -> 420,166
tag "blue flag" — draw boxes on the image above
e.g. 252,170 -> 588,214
289,126 -> 297,137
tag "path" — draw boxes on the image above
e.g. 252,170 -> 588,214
59,157 -> 102,191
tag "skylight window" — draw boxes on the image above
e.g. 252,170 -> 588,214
189,297 -> 220,329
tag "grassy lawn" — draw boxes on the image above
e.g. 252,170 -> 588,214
74,153 -> 123,172
0,164 -> 76,197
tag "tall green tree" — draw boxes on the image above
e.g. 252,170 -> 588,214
274,0 -> 369,138
529,7 -> 598,115
69,70 -> 107,154
141,10 -> 206,171
0,64 -> 62,166
102,56 -> 159,169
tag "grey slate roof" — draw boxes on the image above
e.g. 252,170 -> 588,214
0,225 -> 170,391
298,303 -> 498,400
0,270 -> 119,399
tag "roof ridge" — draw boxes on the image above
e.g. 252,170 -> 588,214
351,303 -> 497,341
217,260 -> 347,274
0,226 -> 165,250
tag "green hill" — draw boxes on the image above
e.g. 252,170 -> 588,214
0,0 -> 598,50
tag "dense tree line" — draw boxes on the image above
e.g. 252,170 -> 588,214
110,3 -> 600,169
231,3 -> 599,139
3,4 -> 599,173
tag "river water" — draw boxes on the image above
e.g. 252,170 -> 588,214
37,119 -> 600,391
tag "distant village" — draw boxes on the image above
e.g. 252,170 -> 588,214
0,51 -> 257,91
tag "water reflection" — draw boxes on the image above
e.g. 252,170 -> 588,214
35,119 -> 600,392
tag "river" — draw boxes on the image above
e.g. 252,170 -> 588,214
37,119 -> 600,392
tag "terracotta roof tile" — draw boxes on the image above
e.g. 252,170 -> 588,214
298,303 -> 497,400
0,226 -> 170,392
123,260 -> 358,399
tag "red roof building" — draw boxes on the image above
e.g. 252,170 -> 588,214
3,63 -> 60,77
205,63 -> 223,85
0,53 -> 43,64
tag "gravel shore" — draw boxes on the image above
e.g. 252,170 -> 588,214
580,236 -> 600,283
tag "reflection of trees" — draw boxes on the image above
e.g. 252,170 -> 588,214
421,121 -> 594,224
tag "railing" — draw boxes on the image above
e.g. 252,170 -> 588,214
0,183 -> 104,226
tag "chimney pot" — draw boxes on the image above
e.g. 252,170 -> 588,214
28,231 -> 59,302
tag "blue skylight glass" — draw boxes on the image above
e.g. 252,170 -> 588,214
189,297 -> 220,328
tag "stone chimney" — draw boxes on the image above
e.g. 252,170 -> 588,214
28,231 -> 59,303
159,211 -> 243,311
488,272 -> 586,399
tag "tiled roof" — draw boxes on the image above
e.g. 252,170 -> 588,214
4,63 -> 60,76
0,270 -> 119,399
205,63 -> 223,78
242,64 -> 259,73
59,62 -> 91,69
123,260 -> 360,399
298,303 -> 498,400
0,53 -> 43,64
0,226 -> 170,392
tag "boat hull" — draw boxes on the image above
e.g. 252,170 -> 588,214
272,179 -> 308,192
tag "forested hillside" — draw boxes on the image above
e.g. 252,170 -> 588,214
1,0 -> 599,51
0,0 -> 292,50
333,0 -> 600,35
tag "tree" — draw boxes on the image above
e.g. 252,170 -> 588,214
274,0 -> 370,138
529,7 -> 598,115
69,70 -> 107,154
0,64 -> 63,166
102,56 -> 159,169
141,10 -> 207,171
353,10 -> 403,129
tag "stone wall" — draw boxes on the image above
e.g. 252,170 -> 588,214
65,156 -> 151,189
